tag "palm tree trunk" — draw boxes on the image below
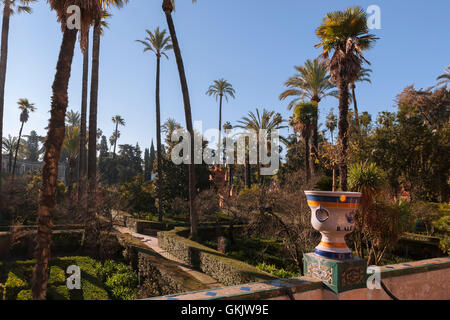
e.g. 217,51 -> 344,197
68,157 -> 75,198
8,152 -> 12,174
218,94 -> 222,162
311,113 -> 319,175
113,122 -> 118,158
12,121 -> 24,179
32,27 -> 78,300
0,2 -> 11,190
155,55 -> 163,222
304,133 -> 311,182
163,0 -> 197,239
351,83 -> 359,129
87,23 -> 101,247
244,152 -> 250,188
338,82 -> 350,191
78,30 -> 89,203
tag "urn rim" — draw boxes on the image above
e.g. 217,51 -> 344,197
304,190 -> 362,197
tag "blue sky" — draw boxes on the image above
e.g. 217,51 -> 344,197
3,0 -> 449,154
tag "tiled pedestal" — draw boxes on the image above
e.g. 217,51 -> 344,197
303,253 -> 367,293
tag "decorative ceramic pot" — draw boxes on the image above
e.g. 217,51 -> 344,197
304,191 -> 362,260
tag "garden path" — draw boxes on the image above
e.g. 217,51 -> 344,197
113,226 -> 223,289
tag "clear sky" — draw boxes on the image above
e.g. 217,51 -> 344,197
3,0 -> 449,154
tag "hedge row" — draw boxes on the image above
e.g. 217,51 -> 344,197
158,227 -> 277,286
0,229 -> 85,260
113,210 -> 175,235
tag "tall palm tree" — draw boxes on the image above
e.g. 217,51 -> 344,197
136,27 -> 172,222
437,66 -> 450,86
292,101 -> 318,182
315,6 -> 378,191
0,0 -> 35,188
111,115 -> 125,158
350,68 -> 372,128
62,125 -> 80,197
33,0 -> 102,300
87,2 -> 127,230
235,108 -> 287,184
279,59 -> 338,165
206,78 -> 235,160
12,98 -> 35,178
223,121 -> 233,187
162,0 -> 197,239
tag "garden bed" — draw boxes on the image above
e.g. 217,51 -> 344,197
1,256 -> 109,300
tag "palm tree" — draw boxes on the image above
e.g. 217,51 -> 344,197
62,126 -> 80,198
162,0 -> 197,239
206,78 -> 235,160
292,101 -> 318,182
437,66 -> 450,86
65,110 -> 80,127
33,0 -> 102,300
223,121 -> 233,186
235,108 -> 287,184
87,2 -> 127,229
279,59 -> 338,166
111,115 -> 125,158
162,118 -> 181,153
0,0 -> 35,188
350,68 -> 372,128
315,6 -> 378,191
136,27 -> 172,222
325,108 -> 337,144
2,134 -> 20,173
12,98 -> 35,178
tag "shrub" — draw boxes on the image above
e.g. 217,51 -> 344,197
47,285 -> 70,300
96,260 -> 138,300
4,271 -> 28,300
256,262 -> 300,279
16,289 -> 32,300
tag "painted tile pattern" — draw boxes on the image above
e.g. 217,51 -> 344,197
146,257 -> 449,300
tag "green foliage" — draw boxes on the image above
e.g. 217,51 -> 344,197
348,162 -> 386,194
256,262 -> 300,279
119,174 -> 156,215
47,285 -> 70,300
16,289 -> 32,300
95,260 -> 138,300
433,203 -> 450,254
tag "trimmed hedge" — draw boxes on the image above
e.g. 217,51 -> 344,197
0,229 -> 84,259
158,227 -> 277,286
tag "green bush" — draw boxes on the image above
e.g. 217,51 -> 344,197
16,289 -> 32,300
4,271 -> 28,300
256,262 -> 300,279
48,266 -> 66,286
47,285 -> 70,300
96,260 -> 138,300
